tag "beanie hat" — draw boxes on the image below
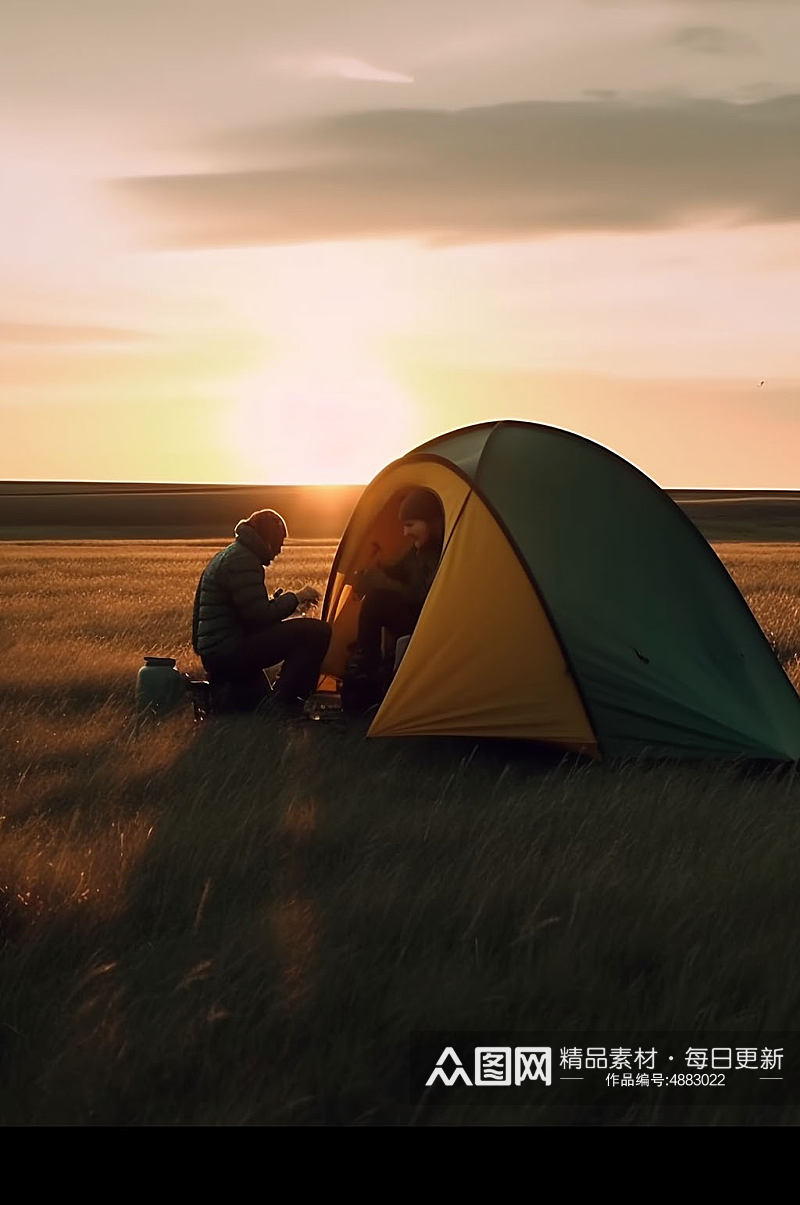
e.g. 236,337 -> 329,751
243,508 -> 288,558
398,488 -> 442,524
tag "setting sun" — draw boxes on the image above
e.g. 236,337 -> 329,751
229,345 -> 416,483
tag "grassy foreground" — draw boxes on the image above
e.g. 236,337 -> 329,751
1,541 -> 800,1126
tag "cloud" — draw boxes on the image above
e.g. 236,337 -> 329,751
115,94 -> 800,248
278,53 -> 414,84
0,322 -> 149,345
670,24 -> 758,55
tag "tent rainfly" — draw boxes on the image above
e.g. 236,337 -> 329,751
320,421 -> 800,761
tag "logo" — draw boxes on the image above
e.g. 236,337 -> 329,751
425,1046 -> 552,1087
425,1047 -> 472,1086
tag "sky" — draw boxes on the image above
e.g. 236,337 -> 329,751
3,0 -> 800,486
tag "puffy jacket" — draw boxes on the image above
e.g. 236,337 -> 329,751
192,520 -> 298,660
357,541 -> 442,611
383,544 -> 441,609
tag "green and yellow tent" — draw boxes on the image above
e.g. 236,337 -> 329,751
320,421 -> 800,760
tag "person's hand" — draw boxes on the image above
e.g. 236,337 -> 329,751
296,585 -> 320,605
358,567 -> 393,594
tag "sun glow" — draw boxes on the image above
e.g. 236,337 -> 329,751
228,344 -> 416,484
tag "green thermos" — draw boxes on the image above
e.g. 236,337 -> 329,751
135,655 -> 187,720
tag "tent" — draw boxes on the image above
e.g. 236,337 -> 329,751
320,420 -> 800,760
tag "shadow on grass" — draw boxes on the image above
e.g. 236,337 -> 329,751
3,705 -> 800,1126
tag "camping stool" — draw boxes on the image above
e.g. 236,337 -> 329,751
380,628 -> 397,664
393,634 -> 411,672
183,675 -> 211,723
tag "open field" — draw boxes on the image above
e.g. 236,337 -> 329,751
0,483 -> 363,541
1,539 -> 800,1125
3,481 -> 800,541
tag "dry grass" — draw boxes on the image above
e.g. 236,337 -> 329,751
714,544 -> 800,687
0,538 -> 799,1126
0,541 -> 334,950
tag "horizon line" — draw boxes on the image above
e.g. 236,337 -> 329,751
2,477 -> 800,493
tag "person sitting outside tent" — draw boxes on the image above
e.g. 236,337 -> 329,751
344,488 -> 444,705
192,508 -> 331,714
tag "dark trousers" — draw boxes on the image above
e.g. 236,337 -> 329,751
203,618 -> 332,707
356,589 -> 420,666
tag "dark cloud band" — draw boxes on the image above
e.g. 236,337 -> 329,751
115,95 -> 800,247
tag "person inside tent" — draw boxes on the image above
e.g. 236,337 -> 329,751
192,508 -> 331,714
344,488 -> 445,705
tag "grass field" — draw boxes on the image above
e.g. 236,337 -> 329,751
4,481 -> 800,542
1,539 -> 800,1125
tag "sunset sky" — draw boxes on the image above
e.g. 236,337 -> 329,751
3,0 -> 800,486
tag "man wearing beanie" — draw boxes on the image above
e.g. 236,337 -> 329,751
192,508 -> 331,713
345,487 -> 444,704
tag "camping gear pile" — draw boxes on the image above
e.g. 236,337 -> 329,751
134,656 -> 342,725
135,656 -> 211,724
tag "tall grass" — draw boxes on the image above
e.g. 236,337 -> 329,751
1,539 -> 799,1125
715,543 -> 800,685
